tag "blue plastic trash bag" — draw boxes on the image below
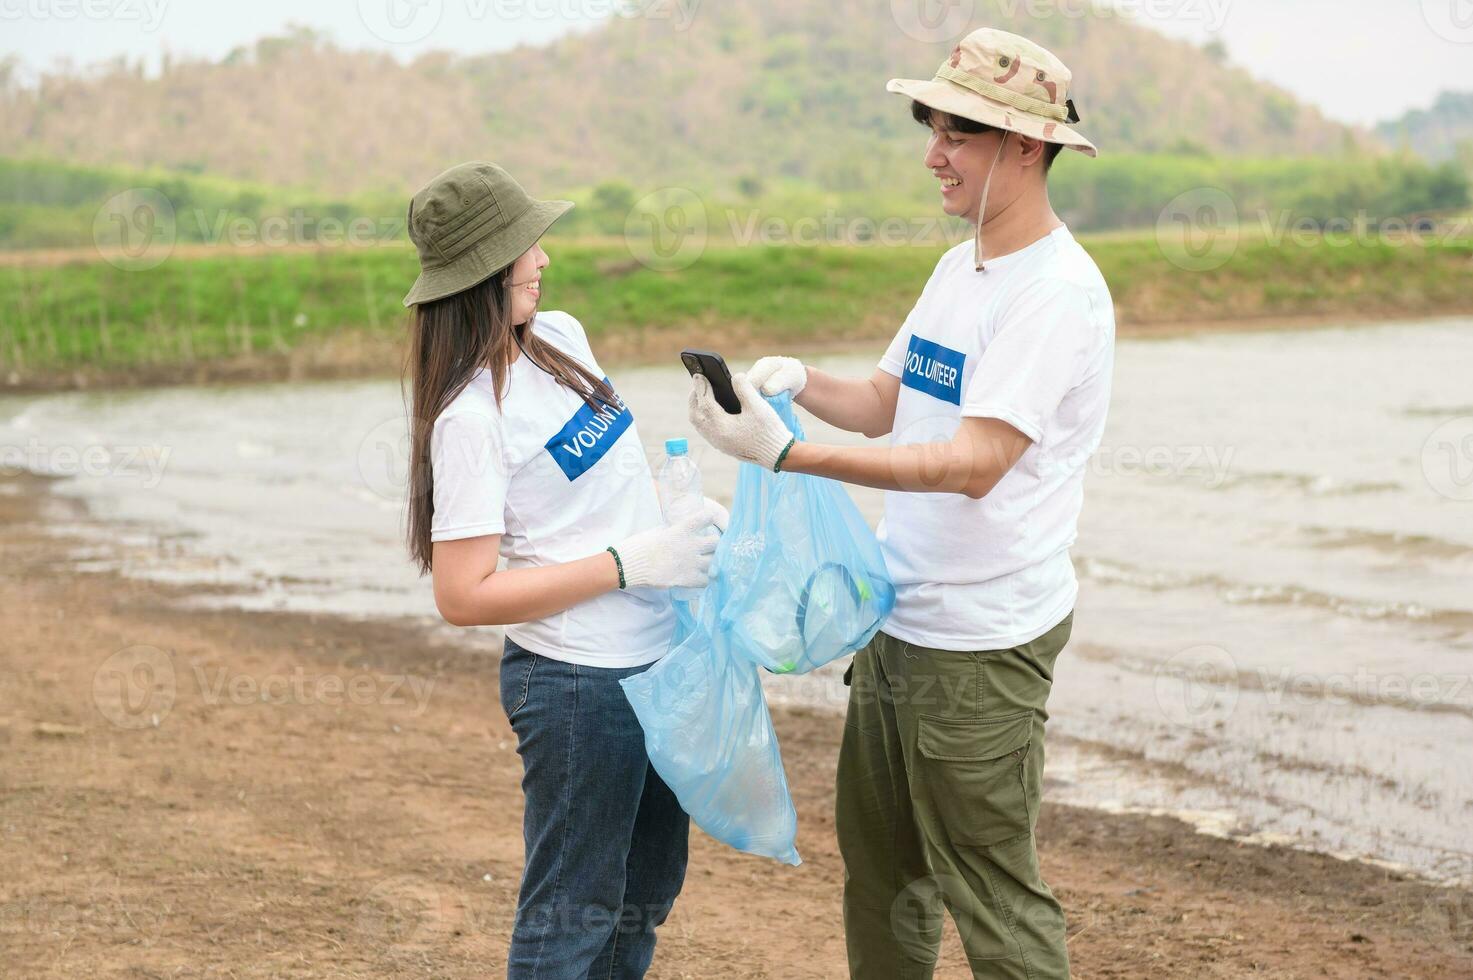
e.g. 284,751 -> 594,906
621,617 -> 800,865
713,393 -> 896,675
621,393 -> 895,865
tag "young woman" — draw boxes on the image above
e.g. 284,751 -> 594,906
401,162 -> 722,979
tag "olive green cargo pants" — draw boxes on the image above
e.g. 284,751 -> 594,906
836,614 -> 1072,980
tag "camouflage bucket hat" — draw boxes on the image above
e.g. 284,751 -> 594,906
887,27 -> 1097,158
402,162 -> 573,307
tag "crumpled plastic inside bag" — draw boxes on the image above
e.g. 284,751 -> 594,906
621,393 -> 895,865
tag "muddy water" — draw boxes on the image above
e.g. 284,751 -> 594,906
4,318 -> 1471,884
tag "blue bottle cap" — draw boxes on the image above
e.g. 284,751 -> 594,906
665,438 -> 689,456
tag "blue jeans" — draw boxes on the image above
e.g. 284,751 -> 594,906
499,637 -> 690,979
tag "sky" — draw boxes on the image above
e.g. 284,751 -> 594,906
2,0 -> 1470,127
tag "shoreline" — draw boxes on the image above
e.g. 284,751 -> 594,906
5,308 -> 1471,397
5,470 -> 1473,977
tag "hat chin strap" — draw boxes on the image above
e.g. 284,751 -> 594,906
974,131 -> 1009,272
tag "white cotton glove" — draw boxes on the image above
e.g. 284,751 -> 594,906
747,356 -> 807,398
703,496 -> 731,533
610,499 -> 723,591
688,373 -> 797,472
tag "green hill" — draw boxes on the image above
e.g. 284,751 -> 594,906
0,0 -> 1368,197
1378,91 -> 1473,166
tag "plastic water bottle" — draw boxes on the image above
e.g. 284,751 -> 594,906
657,438 -> 704,601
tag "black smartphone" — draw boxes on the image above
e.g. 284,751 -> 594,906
681,349 -> 742,415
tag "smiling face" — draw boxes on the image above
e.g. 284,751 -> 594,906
505,243 -> 549,326
924,122 -> 1011,223
915,103 -> 1058,226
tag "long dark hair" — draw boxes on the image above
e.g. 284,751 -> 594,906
404,267 -> 615,574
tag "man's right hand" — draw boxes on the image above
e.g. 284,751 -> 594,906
746,357 -> 900,441
747,356 -> 808,398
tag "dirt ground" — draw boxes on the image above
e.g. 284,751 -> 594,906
3,470 -> 1472,979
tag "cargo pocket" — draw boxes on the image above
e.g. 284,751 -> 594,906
916,711 -> 1033,847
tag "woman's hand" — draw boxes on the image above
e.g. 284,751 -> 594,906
702,496 -> 731,533
611,499 -> 725,591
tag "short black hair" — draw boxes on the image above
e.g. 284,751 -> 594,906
911,100 -> 1064,173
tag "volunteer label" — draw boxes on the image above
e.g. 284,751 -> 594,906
545,380 -> 633,481
902,336 -> 965,406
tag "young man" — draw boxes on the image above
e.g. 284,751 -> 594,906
688,28 -> 1114,980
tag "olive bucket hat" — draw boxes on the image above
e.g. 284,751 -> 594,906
401,162 -> 573,307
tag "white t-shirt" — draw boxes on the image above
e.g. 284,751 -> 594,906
876,226 -> 1115,651
429,310 -> 674,668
